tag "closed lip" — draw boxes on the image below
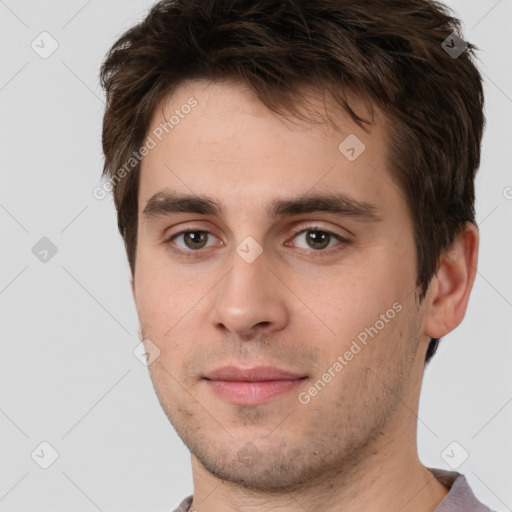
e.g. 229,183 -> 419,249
203,366 -> 306,382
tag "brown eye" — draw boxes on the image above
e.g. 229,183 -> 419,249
182,231 -> 208,249
170,231 -> 218,251
292,229 -> 342,252
304,231 -> 331,250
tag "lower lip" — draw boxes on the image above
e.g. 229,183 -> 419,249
205,379 -> 306,405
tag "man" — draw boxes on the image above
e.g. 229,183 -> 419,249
100,0 -> 491,510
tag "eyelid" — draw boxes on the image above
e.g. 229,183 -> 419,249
290,224 -> 349,240
162,222 -> 218,241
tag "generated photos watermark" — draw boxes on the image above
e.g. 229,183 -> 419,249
93,97 -> 198,200
298,301 -> 403,405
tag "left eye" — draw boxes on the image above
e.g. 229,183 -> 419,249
290,229 -> 344,251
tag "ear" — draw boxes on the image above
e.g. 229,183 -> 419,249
423,222 -> 479,339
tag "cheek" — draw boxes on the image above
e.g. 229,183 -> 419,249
295,265 -> 407,348
135,259 -> 191,339
134,257 -> 219,369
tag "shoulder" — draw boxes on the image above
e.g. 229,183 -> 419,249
172,495 -> 193,512
428,468 -> 495,512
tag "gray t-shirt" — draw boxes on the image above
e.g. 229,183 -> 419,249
172,468 -> 494,511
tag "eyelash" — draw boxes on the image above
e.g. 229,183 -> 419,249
163,226 -> 350,259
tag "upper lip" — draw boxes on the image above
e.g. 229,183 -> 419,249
204,366 -> 306,382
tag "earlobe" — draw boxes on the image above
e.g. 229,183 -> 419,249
423,222 -> 479,339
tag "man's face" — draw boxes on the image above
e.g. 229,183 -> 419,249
133,79 -> 428,490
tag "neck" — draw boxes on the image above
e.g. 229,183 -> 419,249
190,431 -> 447,512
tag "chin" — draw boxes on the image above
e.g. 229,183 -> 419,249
190,438 -> 329,492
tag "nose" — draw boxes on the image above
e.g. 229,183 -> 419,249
209,245 -> 290,339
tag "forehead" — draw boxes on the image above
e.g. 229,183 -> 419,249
138,79 -> 401,218
146,78 -> 383,154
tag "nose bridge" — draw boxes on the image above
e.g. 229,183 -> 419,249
210,240 -> 289,336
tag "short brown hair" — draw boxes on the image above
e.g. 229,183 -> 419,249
100,0 -> 485,362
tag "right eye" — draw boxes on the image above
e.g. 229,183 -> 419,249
166,230 -> 222,255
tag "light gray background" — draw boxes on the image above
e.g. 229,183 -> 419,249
0,0 -> 511,511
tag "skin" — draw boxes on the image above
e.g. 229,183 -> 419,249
131,79 -> 479,512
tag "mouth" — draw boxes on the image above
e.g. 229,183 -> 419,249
203,366 -> 308,405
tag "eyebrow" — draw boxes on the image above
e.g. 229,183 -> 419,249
142,191 -> 381,222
